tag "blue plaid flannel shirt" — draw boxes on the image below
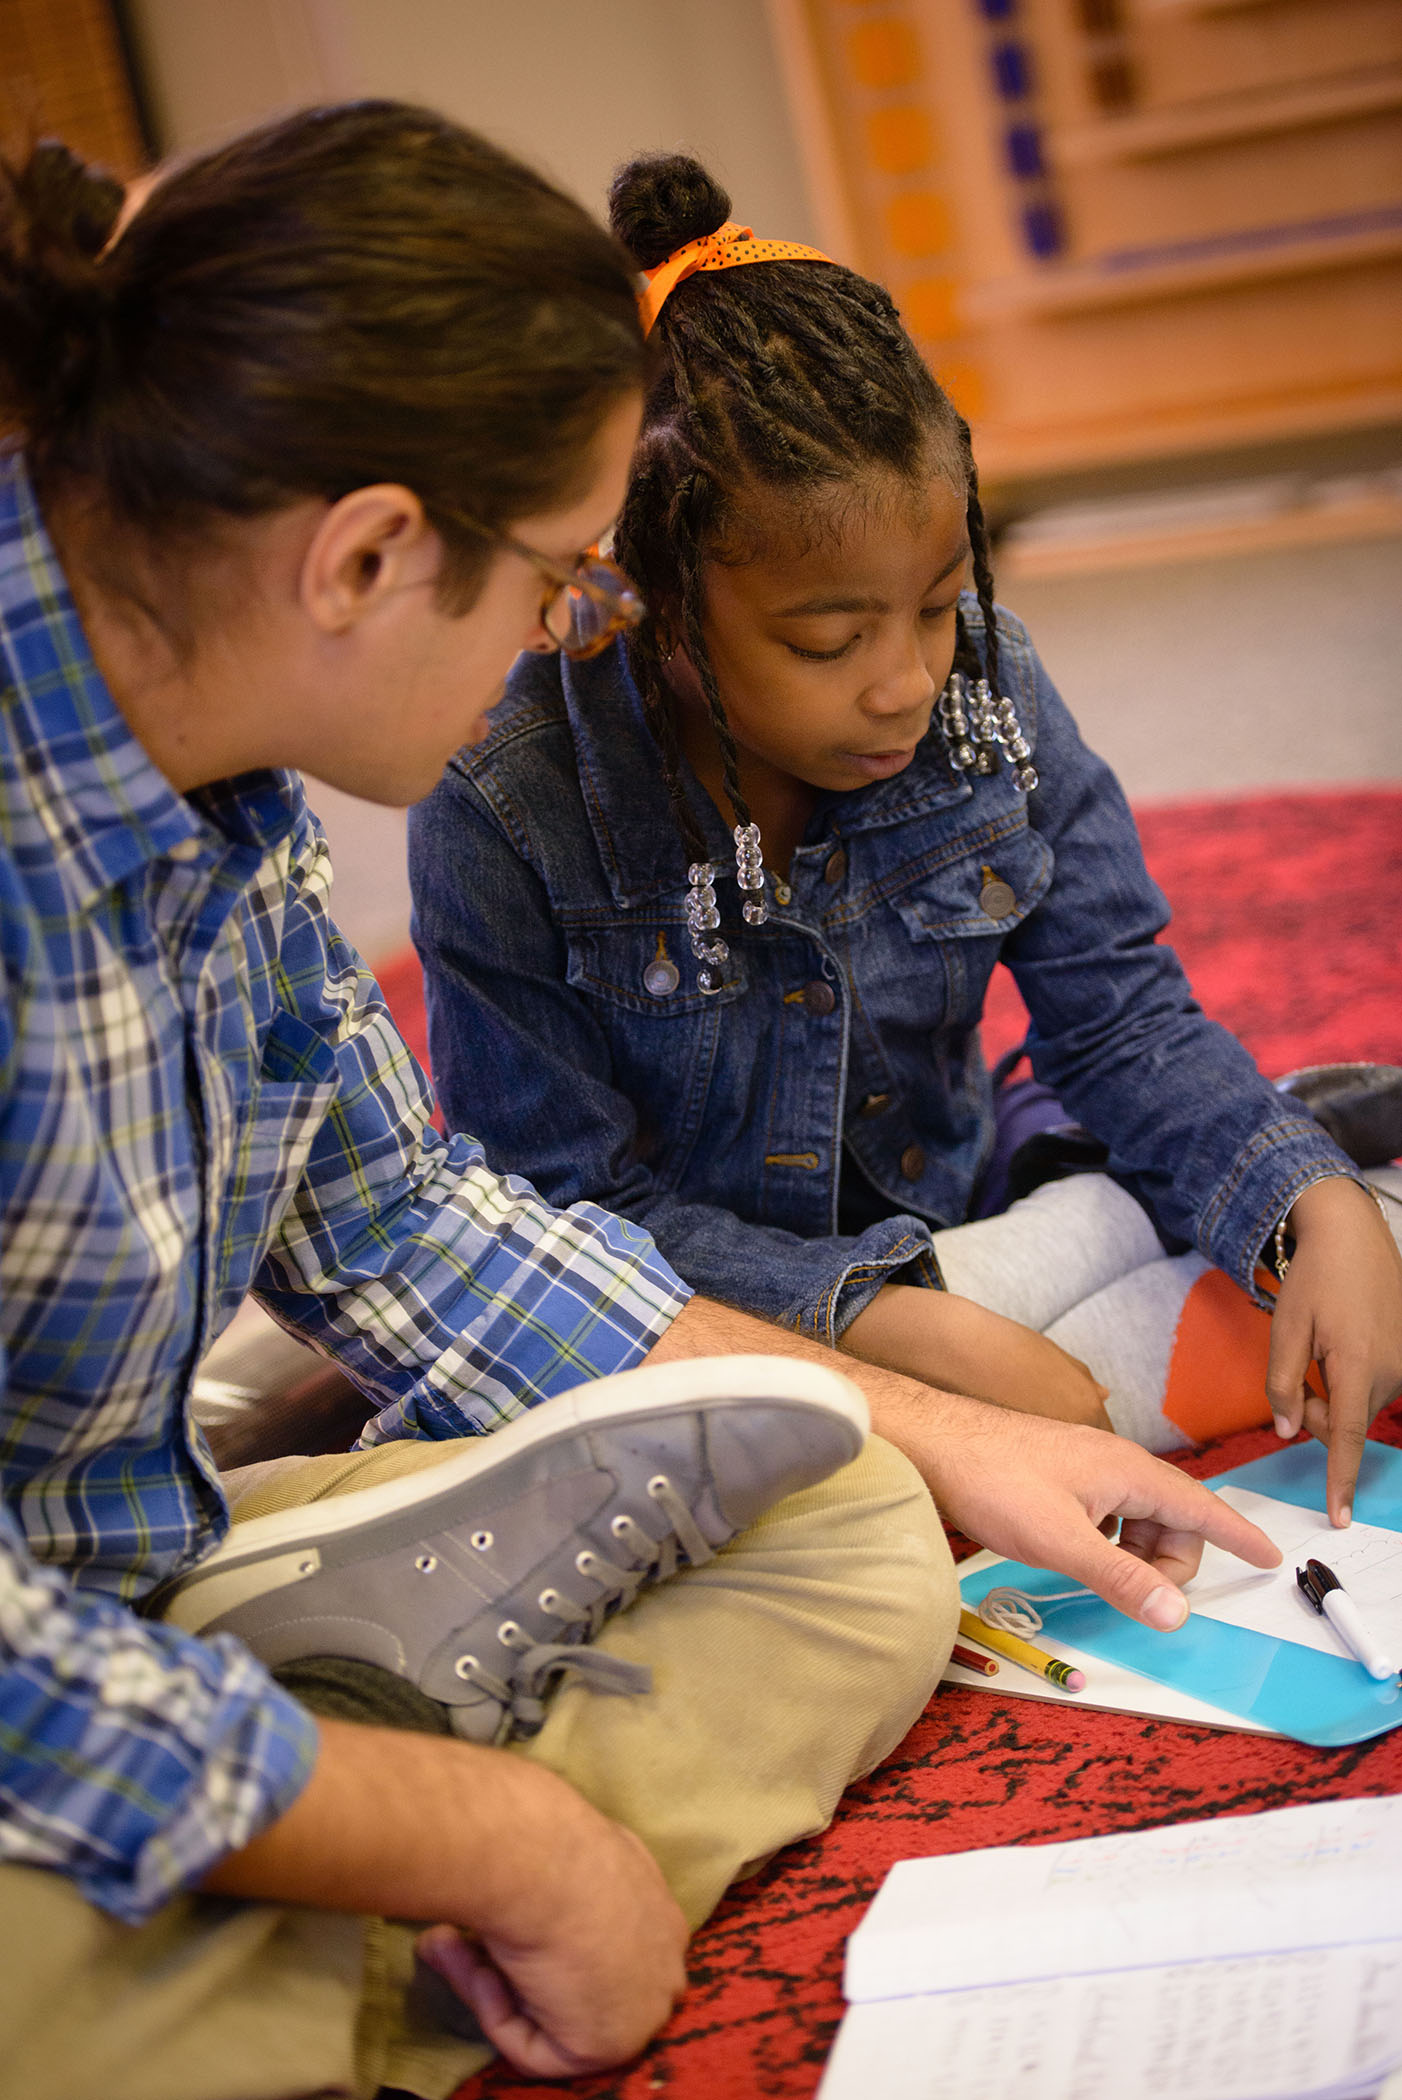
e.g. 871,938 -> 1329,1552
0,452 -> 691,1924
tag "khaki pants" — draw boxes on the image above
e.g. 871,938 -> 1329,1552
0,1434 -> 956,2100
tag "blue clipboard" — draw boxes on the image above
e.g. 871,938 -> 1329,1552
959,1441 -> 1402,1748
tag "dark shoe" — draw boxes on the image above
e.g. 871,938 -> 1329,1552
1004,1123 -> 1110,1205
1275,1063 -> 1402,1169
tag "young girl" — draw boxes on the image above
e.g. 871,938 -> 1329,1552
409,153 -> 1402,1526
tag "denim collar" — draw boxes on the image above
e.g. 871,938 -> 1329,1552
556,639 -> 970,910
0,451 -> 299,915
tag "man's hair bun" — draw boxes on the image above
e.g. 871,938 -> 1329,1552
0,140 -> 125,435
608,153 -> 731,272
20,139 -> 125,260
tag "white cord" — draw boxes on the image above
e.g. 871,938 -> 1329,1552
978,1584 -> 1094,1637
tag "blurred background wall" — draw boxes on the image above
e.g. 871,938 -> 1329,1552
4,0 -> 1400,964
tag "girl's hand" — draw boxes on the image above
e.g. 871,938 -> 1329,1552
841,1285 -> 1113,1431
1267,1176 -> 1402,1527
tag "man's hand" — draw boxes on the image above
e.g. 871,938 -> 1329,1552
204,1719 -> 687,2077
415,1818 -> 685,2078
1267,1176 -> 1402,1528
881,1390 -> 1281,1627
650,1297 -> 1280,1629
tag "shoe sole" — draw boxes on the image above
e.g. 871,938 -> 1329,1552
168,1353 -> 868,1633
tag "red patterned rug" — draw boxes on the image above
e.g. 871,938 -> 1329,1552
373,786 -> 1402,2100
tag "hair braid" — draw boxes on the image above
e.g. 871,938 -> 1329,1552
679,566 -> 755,840
633,641 -> 709,868
961,425 -> 1002,698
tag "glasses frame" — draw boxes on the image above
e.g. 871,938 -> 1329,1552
434,503 -> 644,660
501,533 -> 645,660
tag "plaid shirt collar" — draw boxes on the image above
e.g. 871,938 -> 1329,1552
0,450 -> 299,913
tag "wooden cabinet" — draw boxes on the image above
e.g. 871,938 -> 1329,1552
0,0 -> 147,179
766,0 -> 1402,487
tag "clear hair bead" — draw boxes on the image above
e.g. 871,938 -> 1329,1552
685,861 -> 729,992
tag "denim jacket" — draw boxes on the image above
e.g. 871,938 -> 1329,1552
408,598 -> 1350,1340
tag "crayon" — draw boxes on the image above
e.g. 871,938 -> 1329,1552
957,1607 -> 1086,1692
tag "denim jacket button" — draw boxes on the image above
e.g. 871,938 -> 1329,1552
857,1092 -> 891,1118
773,881 -> 793,906
803,979 -> 836,1015
900,1143 -> 925,1181
643,959 -> 680,996
979,874 -> 1017,919
823,847 -> 847,885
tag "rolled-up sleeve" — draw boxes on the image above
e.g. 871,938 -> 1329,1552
0,1485 -> 316,1923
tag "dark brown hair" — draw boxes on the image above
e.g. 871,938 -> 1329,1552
609,151 -> 998,865
0,102 -> 646,608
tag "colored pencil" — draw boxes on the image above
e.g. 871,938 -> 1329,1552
950,1641 -> 999,1676
957,1607 -> 1086,1692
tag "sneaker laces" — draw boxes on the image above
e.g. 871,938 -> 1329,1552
451,1472 -> 718,1739
536,1472 -> 716,1641
450,1627 -> 651,1743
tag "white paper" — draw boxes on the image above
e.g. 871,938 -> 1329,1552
843,1796 -> 1402,2005
820,1943 -> 1402,2100
1187,1489 -> 1402,1672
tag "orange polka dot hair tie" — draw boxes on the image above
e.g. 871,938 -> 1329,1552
638,219 -> 835,335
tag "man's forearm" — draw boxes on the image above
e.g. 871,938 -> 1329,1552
203,1715 -> 592,1934
644,1293 -> 1280,1630
204,1714 -> 690,2076
644,1293 -> 965,1493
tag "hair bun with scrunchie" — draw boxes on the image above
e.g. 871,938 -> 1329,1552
607,153 -> 731,272
0,139 -> 125,436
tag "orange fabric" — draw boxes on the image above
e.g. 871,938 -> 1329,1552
1162,1266 -> 1325,1442
639,220 -> 835,336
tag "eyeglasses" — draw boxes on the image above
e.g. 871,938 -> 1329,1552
435,505 -> 645,660
504,534 -> 646,659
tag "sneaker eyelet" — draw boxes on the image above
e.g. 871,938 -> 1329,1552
471,1530 -> 494,1551
610,1515 -> 631,1539
539,1588 -> 559,1609
415,1553 -> 437,1573
497,1620 -> 522,1647
297,1556 -> 317,1576
576,1549 -> 597,1574
453,1655 -> 478,1680
647,1476 -> 670,1499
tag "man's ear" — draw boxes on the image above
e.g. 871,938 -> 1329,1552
299,486 -> 436,635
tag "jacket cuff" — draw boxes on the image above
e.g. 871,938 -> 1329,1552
1199,1116 -> 1371,1308
788,1220 -> 943,1345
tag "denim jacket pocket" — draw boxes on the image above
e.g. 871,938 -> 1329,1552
564,925 -> 749,1015
891,820 -> 1053,945
564,926 -> 748,1186
887,819 -> 1054,1049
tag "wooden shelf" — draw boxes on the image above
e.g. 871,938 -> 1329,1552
998,479 -> 1402,579
1054,66 -> 1402,166
975,379 -> 1402,486
1133,0 -> 1315,16
962,216 -> 1402,322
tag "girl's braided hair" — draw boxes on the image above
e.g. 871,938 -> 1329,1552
609,151 -> 1000,867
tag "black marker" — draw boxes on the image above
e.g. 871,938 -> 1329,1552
1296,1559 -> 1398,1681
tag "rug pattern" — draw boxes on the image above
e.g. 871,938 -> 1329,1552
417,788 -> 1402,2099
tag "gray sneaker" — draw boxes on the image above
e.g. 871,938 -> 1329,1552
163,1354 -> 868,1744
